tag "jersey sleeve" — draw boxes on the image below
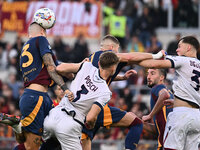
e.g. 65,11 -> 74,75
38,36 -> 52,57
93,93 -> 110,109
166,55 -> 184,68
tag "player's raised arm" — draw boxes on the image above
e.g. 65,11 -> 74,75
116,50 -> 165,64
56,62 -> 82,74
142,89 -> 170,122
138,59 -> 172,69
42,53 -> 74,100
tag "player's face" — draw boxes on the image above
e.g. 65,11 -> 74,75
100,40 -> 119,53
107,64 -> 118,76
54,86 -> 64,100
176,40 -> 188,56
147,69 -> 161,88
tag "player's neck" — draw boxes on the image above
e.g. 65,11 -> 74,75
185,50 -> 197,58
99,69 -> 111,81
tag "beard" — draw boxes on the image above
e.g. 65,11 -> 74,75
147,81 -> 155,88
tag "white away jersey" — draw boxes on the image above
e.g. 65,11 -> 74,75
59,62 -> 112,123
166,55 -> 200,107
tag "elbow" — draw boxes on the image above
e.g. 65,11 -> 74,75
86,115 -> 97,124
86,115 -> 97,129
162,91 -> 170,100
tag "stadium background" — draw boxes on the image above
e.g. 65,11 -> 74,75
0,0 -> 199,150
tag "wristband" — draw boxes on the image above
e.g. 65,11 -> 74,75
61,84 -> 68,91
152,51 -> 165,59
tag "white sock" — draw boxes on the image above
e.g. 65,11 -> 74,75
12,122 -> 22,134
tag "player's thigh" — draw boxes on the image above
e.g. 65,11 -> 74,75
164,107 -> 200,150
111,112 -> 137,127
55,112 -> 82,150
24,132 -> 41,150
19,90 -> 53,136
102,105 -> 127,127
185,109 -> 200,150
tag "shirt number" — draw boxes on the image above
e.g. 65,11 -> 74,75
21,44 -> 33,68
191,69 -> 200,91
73,84 -> 89,102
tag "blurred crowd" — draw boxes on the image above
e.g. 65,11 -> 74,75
0,0 -> 199,149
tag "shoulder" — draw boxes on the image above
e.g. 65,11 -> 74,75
152,84 -> 166,93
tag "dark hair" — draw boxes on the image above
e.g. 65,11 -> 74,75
102,35 -> 120,45
180,36 -> 200,51
99,51 -> 119,69
159,69 -> 167,79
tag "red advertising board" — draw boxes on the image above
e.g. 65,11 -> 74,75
1,1 -> 102,38
1,2 -> 28,33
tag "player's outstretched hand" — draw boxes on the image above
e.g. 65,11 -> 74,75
152,50 -> 167,59
123,69 -> 137,80
142,114 -> 152,122
163,99 -> 174,109
81,58 -> 89,63
65,89 -> 74,101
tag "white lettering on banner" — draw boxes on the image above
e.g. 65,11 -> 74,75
57,2 -> 71,24
69,3 -> 84,25
45,2 -> 58,13
26,1 -> 100,37
83,4 -> 98,25
47,25 -> 74,36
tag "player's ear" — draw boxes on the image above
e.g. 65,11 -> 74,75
187,45 -> 191,52
41,29 -> 47,37
160,74 -> 165,81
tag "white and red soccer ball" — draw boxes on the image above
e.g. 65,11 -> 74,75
34,8 -> 56,29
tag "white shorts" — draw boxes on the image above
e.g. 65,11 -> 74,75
43,106 -> 82,150
163,107 -> 200,150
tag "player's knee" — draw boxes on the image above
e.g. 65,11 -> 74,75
128,116 -> 143,129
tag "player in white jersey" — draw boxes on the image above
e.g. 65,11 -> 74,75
42,51 -> 119,150
137,36 -> 200,150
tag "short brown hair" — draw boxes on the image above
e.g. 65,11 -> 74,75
102,35 -> 120,45
99,51 -> 119,69
158,69 -> 167,79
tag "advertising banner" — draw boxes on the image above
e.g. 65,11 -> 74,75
1,1 -> 101,38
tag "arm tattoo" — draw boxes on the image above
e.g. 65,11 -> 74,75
42,53 -> 65,87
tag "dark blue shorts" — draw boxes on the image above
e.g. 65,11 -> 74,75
19,89 -> 53,136
82,104 -> 126,140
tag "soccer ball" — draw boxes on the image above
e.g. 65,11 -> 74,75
34,8 -> 56,29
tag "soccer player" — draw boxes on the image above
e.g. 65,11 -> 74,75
142,69 -> 173,149
137,36 -> 200,150
42,51 -> 119,150
81,35 -> 165,150
14,22 -> 73,150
